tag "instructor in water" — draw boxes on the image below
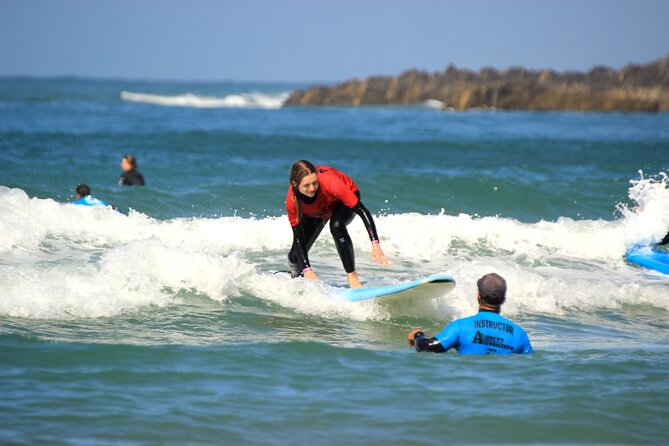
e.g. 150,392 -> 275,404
286,160 -> 390,288
408,273 -> 533,354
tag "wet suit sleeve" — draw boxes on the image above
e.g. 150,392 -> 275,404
351,201 -> 379,243
413,332 -> 447,353
291,224 -> 311,270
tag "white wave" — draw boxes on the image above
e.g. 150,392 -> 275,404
423,99 -> 444,109
1,174 -> 668,320
618,170 -> 669,247
0,239 -> 254,319
120,90 -> 289,109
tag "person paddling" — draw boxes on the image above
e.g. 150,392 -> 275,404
408,273 -> 533,355
286,160 -> 390,288
73,184 -> 110,207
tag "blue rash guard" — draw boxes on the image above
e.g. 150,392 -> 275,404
73,195 -> 110,207
417,310 -> 533,355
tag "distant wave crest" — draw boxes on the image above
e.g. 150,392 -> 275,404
120,90 -> 288,109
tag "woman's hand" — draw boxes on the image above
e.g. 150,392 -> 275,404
370,242 -> 391,265
303,269 -> 320,281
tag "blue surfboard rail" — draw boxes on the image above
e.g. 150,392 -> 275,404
625,247 -> 669,275
336,274 -> 456,302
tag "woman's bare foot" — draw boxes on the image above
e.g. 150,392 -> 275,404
347,272 -> 363,288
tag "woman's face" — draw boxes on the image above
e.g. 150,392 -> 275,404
120,158 -> 133,172
296,172 -> 319,197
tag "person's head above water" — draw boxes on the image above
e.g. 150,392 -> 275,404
477,273 -> 507,310
290,160 -> 318,198
121,154 -> 138,172
75,184 -> 91,200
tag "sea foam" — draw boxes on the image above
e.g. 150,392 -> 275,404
1,174 -> 668,320
120,91 -> 288,109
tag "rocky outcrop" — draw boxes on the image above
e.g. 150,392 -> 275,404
285,55 -> 669,112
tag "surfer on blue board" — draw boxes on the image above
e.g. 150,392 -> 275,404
286,160 -> 390,288
119,154 -> 145,186
408,273 -> 533,355
73,184 -> 111,207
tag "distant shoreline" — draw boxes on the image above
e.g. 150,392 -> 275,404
4,71 -> 669,113
285,55 -> 669,112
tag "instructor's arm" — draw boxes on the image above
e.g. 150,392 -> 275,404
408,329 -> 447,353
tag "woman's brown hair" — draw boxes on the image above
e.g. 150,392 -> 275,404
123,154 -> 137,168
289,160 -> 317,220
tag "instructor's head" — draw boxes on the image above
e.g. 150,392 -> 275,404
290,160 -> 318,198
477,273 -> 507,307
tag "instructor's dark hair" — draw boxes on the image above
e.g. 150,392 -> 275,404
477,273 -> 507,305
76,184 -> 91,197
289,160 -> 316,220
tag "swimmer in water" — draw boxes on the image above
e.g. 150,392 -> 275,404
73,184 -> 110,207
119,154 -> 145,186
408,273 -> 533,355
286,160 -> 390,289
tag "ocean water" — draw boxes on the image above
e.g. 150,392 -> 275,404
1,77 -> 669,445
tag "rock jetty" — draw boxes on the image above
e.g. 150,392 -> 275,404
285,55 -> 669,112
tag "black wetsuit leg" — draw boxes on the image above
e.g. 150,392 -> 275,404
288,216 -> 326,271
329,192 -> 360,273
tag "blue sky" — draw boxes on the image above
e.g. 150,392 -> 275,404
1,0 -> 668,82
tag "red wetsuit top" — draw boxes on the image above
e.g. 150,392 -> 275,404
286,166 -> 360,226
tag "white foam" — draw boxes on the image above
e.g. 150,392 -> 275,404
120,91 -> 288,109
618,171 -> 669,246
243,273 -> 386,322
423,99 -> 444,109
0,238 -> 255,319
1,174 -> 668,320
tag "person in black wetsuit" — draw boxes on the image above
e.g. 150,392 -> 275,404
119,154 -> 145,186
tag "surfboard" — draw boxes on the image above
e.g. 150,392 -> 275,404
626,247 -> 669,275
336,274 -> 456,302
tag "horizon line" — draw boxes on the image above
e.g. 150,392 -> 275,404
1,52 -> 667,85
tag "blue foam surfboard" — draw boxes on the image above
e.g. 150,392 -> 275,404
626,247 -> 669,275
336,274 -> 456,302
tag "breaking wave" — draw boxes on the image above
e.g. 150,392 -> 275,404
1,173 -> 668,320
120,91 -> 289,109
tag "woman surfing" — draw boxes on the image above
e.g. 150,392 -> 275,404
286,160 -> 390,288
